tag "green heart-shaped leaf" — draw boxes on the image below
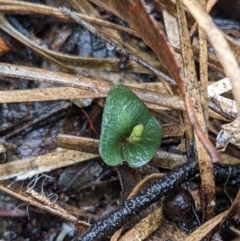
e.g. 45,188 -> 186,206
99,84 -> 162,167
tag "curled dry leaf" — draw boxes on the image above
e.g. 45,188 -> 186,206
208,78 -> 240,151
208,78 -> 238,119
216,116 -> 240,151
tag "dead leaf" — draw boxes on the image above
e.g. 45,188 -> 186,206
216,116 -> 240,151
208,78 -> 238,119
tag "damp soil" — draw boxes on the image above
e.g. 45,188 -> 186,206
1,0 -> 240,241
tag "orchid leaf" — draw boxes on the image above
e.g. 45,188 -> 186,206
99,84 -> 162,167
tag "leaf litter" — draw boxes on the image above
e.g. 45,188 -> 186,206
1,0 -> 240,240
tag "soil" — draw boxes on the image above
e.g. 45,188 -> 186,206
1,0 -> 240,240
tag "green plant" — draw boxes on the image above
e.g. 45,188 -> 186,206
99,84 -> 162,167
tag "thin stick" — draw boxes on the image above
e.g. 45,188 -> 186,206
56,134 -> 186,169
0,63 -> 184,111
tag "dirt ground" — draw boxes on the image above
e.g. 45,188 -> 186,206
1,0 -> 240,241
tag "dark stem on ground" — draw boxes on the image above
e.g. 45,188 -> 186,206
73,161 -> 240,241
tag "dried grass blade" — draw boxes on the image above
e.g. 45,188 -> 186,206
177,0 -> 215,221
0,149 -> 98,181
0,87 -> 104,103
198,0 -> 209,127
